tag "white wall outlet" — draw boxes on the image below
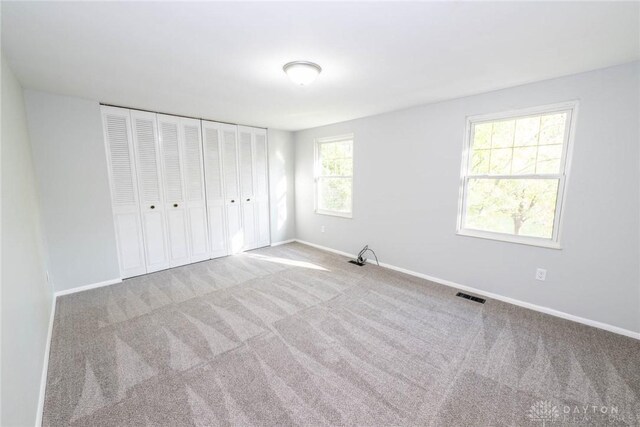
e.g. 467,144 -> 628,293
535,268 -> 547,281
321,226 -> 325,233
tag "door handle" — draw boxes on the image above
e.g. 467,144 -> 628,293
230,200 -> 235,203
173,203 -> 178,208
246,198 -> 250,202
150,205 -> 155,209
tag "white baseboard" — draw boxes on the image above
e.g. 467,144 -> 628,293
270,239 -> 296,247
35,294 -> 57,427
294,239 -> 354,258
54,278 -> 122,297
293,239 -> 640,340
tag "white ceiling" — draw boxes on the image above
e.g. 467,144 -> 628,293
2,2 -> 639,131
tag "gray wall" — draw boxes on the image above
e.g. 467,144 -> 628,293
294,62 -> 640,333
268,129 -> 296,243
24,90 -> 121,292
1,58 -> 53,426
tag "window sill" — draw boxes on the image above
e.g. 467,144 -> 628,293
456,229 -> 562,250
315,209 -> 352,219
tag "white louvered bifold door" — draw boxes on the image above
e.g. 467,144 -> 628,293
179,118 -> 209,263
238,126 -> 258,251
202,120 -> 229,258
253,128 -> 271,248
101,106 -> 147,278
130,110 -> 171,273
157,114 -> 190,268
221,125 -> 244,254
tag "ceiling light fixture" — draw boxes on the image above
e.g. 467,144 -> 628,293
283,61 -> 322,86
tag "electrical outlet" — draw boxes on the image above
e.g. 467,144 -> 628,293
535,268 -> 547,281
321,226 -> 325,233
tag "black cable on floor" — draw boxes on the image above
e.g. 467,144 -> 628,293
364,248 -> 379,266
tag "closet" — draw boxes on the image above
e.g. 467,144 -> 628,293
102,106 -> 270,278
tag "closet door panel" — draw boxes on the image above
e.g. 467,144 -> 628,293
256,200 -> 270,247
221,127 -> 243,254
144,211 -> 169,266
158,115 -> 190,267
188,207 -> 209,257
181,119 -> 209,262
203,124 -> 224,202
182,122 -> 205,201
222,129 -> 240,200
227,204 -> 243,254
166,210 -> 189,260
238,129 -> 254,199
242,202 -> 257,249
113,213 -> 145,273
130,110 -> 171,273
207,205 -> 226,255
238,126 -> 257,251
253,130 -> 270,247
202,121 -> 229,258
101,106 -> 146,278
254,132 -> 269,198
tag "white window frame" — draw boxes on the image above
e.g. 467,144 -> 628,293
314,134 -> 354,218
457,101 -> 578,249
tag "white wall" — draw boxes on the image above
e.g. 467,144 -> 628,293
294,62 -> 640,334
1,58 -> 53,426
268,129 -> 296,243
24,90 -> 120,292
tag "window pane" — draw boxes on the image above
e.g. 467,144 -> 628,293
321,157 -> 334,175
514,117 -> 540,147
319,141 -> 336,159
335,140 -> 353,158
489,148 -> 512,174
465,178 -> 559,239
319,140 -> 353,177
333,158 -> 353,176
512,146 -> 537,174
318,177 -> 352,213
536,144 -> 563,174
539,113 -> 566,145
321,158 -> 350,176
473,123 -> 492,149
470,149 -> 490,174
320,140 -> 353,160
491,120 -> 515,148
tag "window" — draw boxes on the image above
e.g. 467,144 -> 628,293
458,102 -> 577,248
314,134 -> 354,217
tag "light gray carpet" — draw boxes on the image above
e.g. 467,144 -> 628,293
43,242 -> 640,426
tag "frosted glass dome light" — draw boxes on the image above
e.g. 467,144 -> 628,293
283,61 -> 322,86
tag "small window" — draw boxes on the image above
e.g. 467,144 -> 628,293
458,102 -> 577,248
314,134 -> 354,218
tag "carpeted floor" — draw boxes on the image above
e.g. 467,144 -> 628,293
43,242 -> 640,426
